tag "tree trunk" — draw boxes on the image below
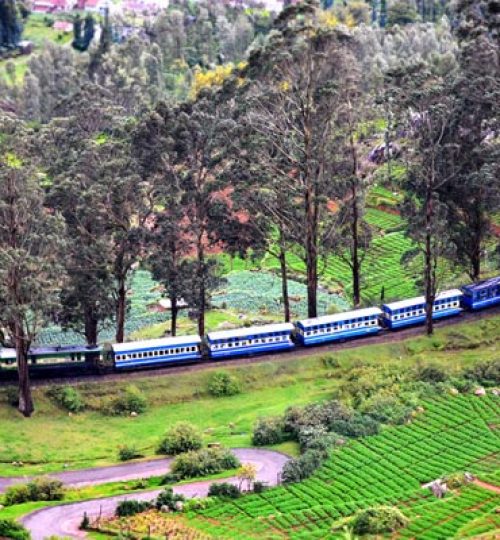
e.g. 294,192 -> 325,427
305,180 -> 318,318
278,237 -> 290,323
15,322 -> 34,417
84,308 -> 98,348
170,294 -> 178,337
351,188 -> 361,307
424,190 -> 434,336
197,237 -> 206,337
115,276 -> 126,343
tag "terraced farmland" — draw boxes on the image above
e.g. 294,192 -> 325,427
184,395 -> 499,539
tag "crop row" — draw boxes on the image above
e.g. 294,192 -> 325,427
192,396 -> 499,539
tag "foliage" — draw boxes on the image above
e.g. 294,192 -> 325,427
157,422 -> 203,455
208,482 -> 240,499
252,416 -> 287,446
46,386 -> 85,413
417,365 -> 449,383
4,477 -> 64,505
387,0 -> 418,26
352,505 -> 409,534
155,487 -> 185,511
463,360 -> 500,387
109,385 -> 147,416
281,449 -> 324,483
0,116 -> 66,416
118,445 -> 143,461
0,519 -> 30,540
171,447 -> 240,479
116,499 -> 151,517
207,371 -> 240,397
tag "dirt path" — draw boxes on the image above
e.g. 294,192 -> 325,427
472,478 -> 500,494
20,448 -> 289,540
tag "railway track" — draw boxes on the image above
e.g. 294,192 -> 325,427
0,306 -> 498,387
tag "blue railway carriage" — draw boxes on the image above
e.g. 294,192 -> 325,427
461,276 -> 500,310
295,307 -> 383,346
207,323 -> 295,359
382,289 -> 463,329
112,335 -> 202,369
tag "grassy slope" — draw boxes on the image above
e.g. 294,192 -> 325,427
0,316 -> 498,478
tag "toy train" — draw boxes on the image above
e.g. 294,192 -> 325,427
1,276 -> 499,371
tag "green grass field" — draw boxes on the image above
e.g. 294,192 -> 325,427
0,315 -> 498,478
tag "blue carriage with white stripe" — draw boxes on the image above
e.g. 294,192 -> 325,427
112,335 -> 202,369
295,307 -> 383,346
382,289 -> 463,329
461,276 -> 500,310
207,323 -> 295,359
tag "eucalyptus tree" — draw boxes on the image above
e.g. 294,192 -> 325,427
233,0 -> 355,318
42,87 -> 147,346
389,63 -> 459,335
324,50 -> 373,307
0,114 -> 66,416
439,0 -> 500,280
135,95 -> 244,336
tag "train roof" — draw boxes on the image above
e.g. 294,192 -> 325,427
112,335 -> 202,353
1,344 -> 101,360
297,307 -> 383,328
383,289 -> 462,311
461,276 -> 500,293
207,322 -> 294,341
0,348 -> 16,361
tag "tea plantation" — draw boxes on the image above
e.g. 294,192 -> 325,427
183,395 -> 499,539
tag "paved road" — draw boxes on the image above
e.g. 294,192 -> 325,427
0,457 -> 173,493
20,449 -> 289,540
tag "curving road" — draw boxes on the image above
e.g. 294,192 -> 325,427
0,457 -> 174,493
18,448 -> 289,540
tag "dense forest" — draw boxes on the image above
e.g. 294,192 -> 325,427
0,0 -> 499,416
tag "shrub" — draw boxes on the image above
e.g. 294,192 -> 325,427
281,450 -> 324,484
416,365 -> 448,384
360,394 -> 413,425
4,477 -> 64,505
352,506 -> 409,535
252,416 -> 286,446
5,386 -> 18,407
301,431 -> 339,455
0,519 -> 31,540
4,484 -> 31,505
171,447 -> 240,479
207,371 -> 240,397
47,386 -> 85,413
297,425 -> 329,451
463,360 -> 500,386
116,499 -> 150,517
118,445 -> 142,461
157,422 -> 203,455
283,400 -> 352,437
109,385 -> 147,415
155,487 -> 185,511
208,482 -> 240,499
321,355 -> 340,369
253,481 -> 267,493
160,472 -> 181,485
330,413 -> 380,438
444,472 -> 467,489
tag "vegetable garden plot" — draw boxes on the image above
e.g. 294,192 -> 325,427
188,395 -> 499,539
37,270 -> 171,346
